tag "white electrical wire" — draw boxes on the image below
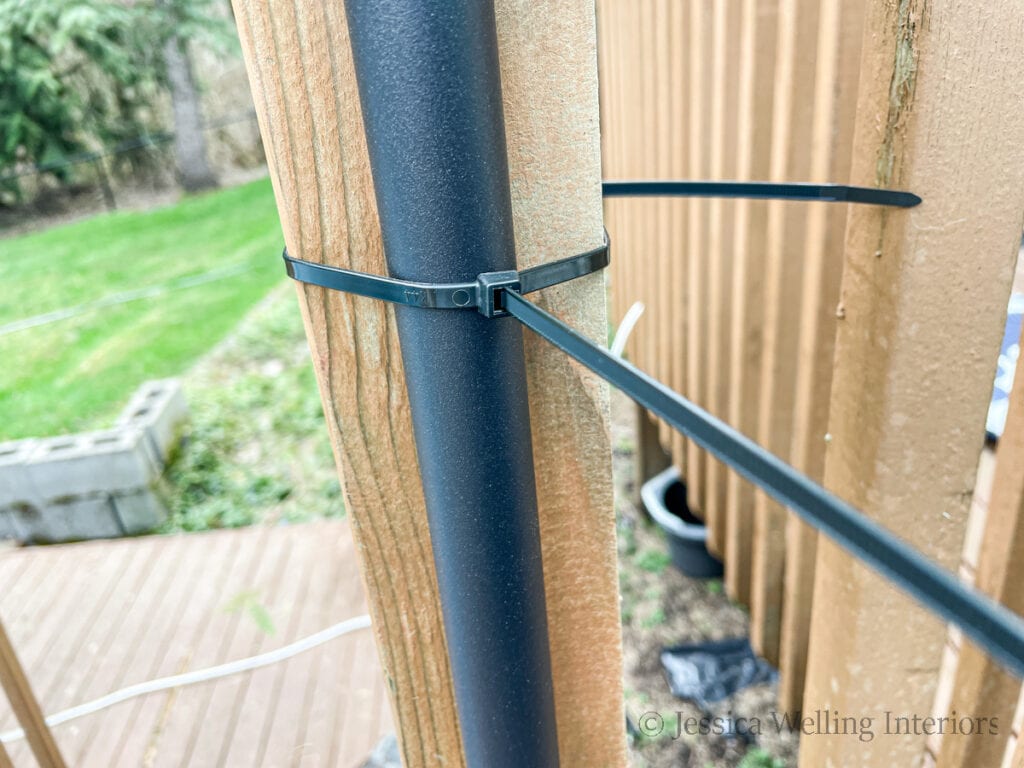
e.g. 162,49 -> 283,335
0,613 -> 371,744
610,301 -> 645,358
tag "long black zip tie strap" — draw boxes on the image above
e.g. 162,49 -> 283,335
284,231 -> 609,317
282,179 -> 1024,679
602,179 -> 923,207
502,289 -> 1024,679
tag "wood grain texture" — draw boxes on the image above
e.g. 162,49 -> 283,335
703,0 -> 741,557
684,0 -> 712,518
800,0 -> 1024,764
231,4 -> 462,765
937,327 -> 1024,768
748,0 -> 820,665
667,0 -> 690,474
0,617 -> 66,768
776,0 -> 864,715
233,2 -> 621,766
494,2 -> 624,765
723,0 -> 779,606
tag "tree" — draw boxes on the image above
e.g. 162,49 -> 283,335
0,0 -> 233,201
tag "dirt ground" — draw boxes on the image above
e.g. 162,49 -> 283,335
610,389 -> 799,768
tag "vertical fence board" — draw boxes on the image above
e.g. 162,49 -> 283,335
1013,702 -> 1024,768
668,0 -> 690,474
723,0 -> 779,605
654,0 -> 674,452
800,0 -> 1024,764
234,2 -> 622,765
703,0 -> 741,557
776,0 -> 864,715
684,1 -> 711,517
748,0 -> 820,665
937,335 -> 1024,767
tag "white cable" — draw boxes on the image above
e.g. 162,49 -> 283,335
610,301 -> 645,358
0,613 -> 371,744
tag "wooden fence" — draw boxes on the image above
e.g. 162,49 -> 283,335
598,0 -> 1024,765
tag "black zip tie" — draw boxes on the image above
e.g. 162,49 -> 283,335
602,179 -> 922,207
501,289 -> 1024,680
283,230 -> 609,318
277,180 -> 1024,677
283,179 -> 919,316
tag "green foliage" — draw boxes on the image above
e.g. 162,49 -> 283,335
0,0 -> 234,199
738,748 -> 787,768
640,608 -> 666,629
159,285 -> 345,532
636,549 -> 671,574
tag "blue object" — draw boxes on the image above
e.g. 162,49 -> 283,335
986,293 -> 1024,440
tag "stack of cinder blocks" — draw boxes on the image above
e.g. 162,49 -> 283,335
0,379 -> 188,544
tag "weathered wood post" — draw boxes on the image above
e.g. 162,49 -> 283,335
800,1 -> 1024,765
0,619 -> 66,768
231,1 -> 623,765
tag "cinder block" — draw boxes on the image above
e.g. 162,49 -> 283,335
25,428 -> 160,500
116,379 -> 188,465
11,495 -> 123,543
0,508 -> 16,539
0,439 -> 42,509
111,489 -> 168,534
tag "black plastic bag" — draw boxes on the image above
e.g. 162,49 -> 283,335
661,637 -> 776,710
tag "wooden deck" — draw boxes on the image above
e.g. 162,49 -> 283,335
0,520 -> 392,767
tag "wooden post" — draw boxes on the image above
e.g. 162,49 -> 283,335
0,619 -> 66,768
0,739 -> 12,768
494,3 -> 624,764
231,2 -> 622,766
776,0 -> 864,714
936,327 -> 1024,767
800,0 -> 1024,765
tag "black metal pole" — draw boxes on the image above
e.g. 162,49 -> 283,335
343,3 -> 558,766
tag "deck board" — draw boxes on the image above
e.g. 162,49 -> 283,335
0,520 -> 391,767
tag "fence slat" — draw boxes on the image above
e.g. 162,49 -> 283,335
800,0 -> 1024,763
685,0 -> 711,518
668,0 -> 690,474
776,0 -> 864,715
654,0 -> 674,453
936,327 -> 1024,766
748,0 -> 821,665
703,0 -> 741,557
723,0 -> 780,605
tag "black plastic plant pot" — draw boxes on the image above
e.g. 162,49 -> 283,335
641,466 -> 724,579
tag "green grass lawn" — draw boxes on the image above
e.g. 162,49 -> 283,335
0,178 -> 284,440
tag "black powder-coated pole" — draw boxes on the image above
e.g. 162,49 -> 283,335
343,2 -> 559,766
